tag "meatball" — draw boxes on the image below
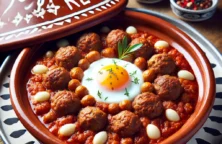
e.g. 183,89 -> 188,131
78,107 -> 107,132
148,54 -> 176,75
153,75 -> 182,100
130,37 -> 153,59
109,110 -> 141,137
43,67 -> 70,90
132,92 -> 163,119
106,29 -> 130,50
55,46 -> 81,70
76,32 -> 102,53
51,91 -> 80,117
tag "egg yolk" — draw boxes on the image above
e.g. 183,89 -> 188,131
97,65 -> 130,91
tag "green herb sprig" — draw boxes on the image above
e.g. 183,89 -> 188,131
86,77 -> 93,81
124,88 -> 129,97
113,60 -> 118,66
129,70 -> 137,77
118,36 -> 143,60
132,77 -> 139,84
97,90 -> 102,99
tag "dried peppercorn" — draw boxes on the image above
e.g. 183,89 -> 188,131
176,0 -> 213,10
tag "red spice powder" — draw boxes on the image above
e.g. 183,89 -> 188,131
176,0 -> 213,10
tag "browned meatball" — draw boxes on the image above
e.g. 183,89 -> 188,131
130,37 -> 153,59
148,54 -> 176,75
132,92 -> 163,119
55,46 -> 81,70
109,110 -> 141,137
78,107 -> 107,132
43,67 -> 70,90
106,29 -> 130,50
76,32 -> 102,53
51,91 -> 80,117
153,75 -> 182,100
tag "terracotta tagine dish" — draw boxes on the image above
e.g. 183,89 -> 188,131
0,0 -> 127,51
9,1 -> 215,144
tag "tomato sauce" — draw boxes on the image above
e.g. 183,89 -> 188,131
26,29 -> 198,144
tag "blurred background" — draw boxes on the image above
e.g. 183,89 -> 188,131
127,0 -> 222,52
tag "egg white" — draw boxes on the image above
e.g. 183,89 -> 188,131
82,58 -> 143,103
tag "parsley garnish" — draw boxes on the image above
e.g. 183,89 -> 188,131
124,64 -> 129,68
86,77 -> 93,81
129,70 -> 137,77
105,97 -> 108,101
118,36 -> 143,60
107,68 -> 113,73
124,88 -> 129,97
113,59 -> 118,66
97,90 -> 102,99
132,77 -> 139,84
98,71 -> 103,74
106,68 -> 118,79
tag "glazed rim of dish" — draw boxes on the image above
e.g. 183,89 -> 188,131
170,0 -> 218,13
10,10 -> 215,144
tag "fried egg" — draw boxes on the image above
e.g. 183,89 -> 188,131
82,58 -> 143,103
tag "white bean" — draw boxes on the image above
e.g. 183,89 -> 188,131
58,124 -> 76,136
56,39 -> 69,48
45,51 -> 54,58
126,26 -> 137,34
178,70 -> 195,80
154,40 -> 169,50
32,65 -> 48,74
100,26 -> 110,33
165,109 -> 180,122
93,131 -> 107,144
34,91 -> 50,102
187,2 -> 192,7
146,124 -> 161,139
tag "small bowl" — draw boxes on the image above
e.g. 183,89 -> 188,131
10,10 -> 215,144
170,0 -> 218,21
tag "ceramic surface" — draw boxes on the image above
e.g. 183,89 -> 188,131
170,0 -> 218,21
9,10 -> 215,144
0,0 -> 127,51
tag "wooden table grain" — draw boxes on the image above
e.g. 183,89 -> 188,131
127,0 -> 222,53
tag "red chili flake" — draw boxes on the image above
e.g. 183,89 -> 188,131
175,0 -> 213,10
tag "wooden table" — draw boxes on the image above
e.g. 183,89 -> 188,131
127,0 -> 222,53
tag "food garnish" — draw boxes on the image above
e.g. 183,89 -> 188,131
132,77 -> 139,84
86,77 -> 93,81
97,90 -> 102,99
129,70 -> 137,77
118,36 -> 143,59
124,88 -> 129,97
